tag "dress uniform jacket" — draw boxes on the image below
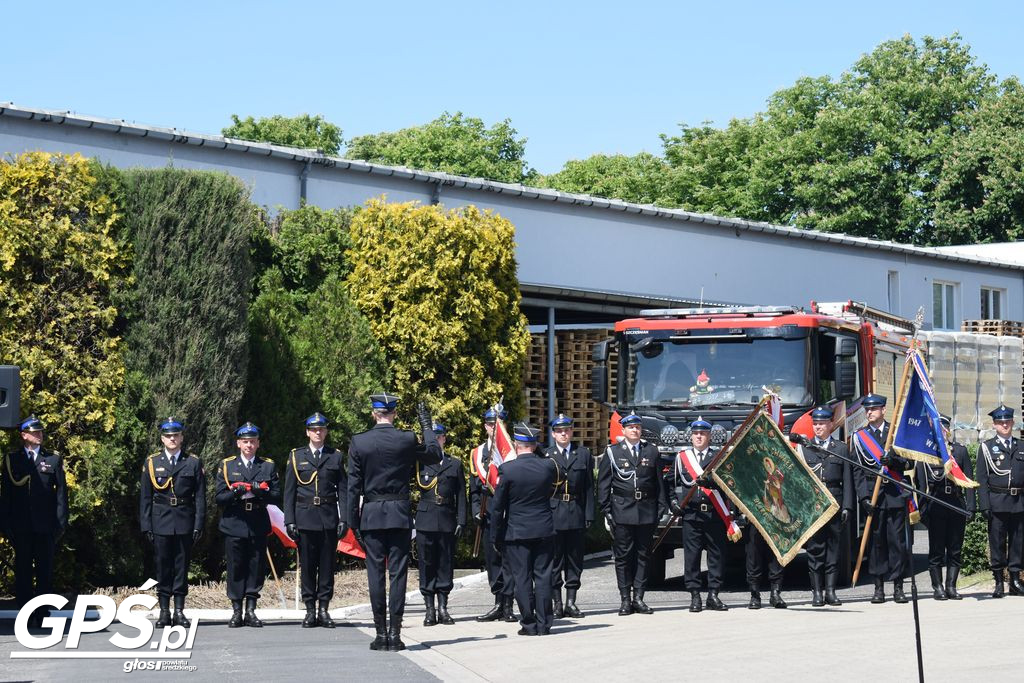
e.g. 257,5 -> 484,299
347,423 -> 442,530
854,422 -> 912,508
800,438 -> 854,513
598,440 -> 669,524
140,451 -> 206,535
491,454 -> 558,542
546,444 -> 594,530
414,456 -> 467,533
2,447 -> 68,535
284,445 -> 347,531
978,436 -> 1024,514
215,455 -> 281,537
676,447 -> 730,519
917,444 -> 975,516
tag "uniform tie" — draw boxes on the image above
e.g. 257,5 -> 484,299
633,444 -> 640,460
313,449 -> 321,464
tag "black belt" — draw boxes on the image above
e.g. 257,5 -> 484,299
824,480 -> 843,487
626,490 -> 653,500
241,501 -> 266,512
929,484 -> 958,496
154,494 -> 193,507
365,493 -> 408,502
299,495 -> 337,506
425,492 -> 452,506
553,493 -> 577,502
990,486 -> 1022,495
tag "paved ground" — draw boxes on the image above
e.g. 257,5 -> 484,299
3,531 -> 1020,681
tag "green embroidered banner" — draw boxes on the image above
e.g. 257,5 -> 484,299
712,411 -> 839,565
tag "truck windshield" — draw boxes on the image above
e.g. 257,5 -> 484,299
623,336 -> 813,408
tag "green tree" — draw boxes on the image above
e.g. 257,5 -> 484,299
346,112 -> 536,184
242,205 -> 389,457
540,152 -> 676,206
346,199 -> 530,457
223,113 -> 343,155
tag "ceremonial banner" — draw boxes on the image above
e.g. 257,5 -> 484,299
711,411 -> 839,565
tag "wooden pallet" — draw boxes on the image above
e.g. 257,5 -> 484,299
962,320 -> 1024,337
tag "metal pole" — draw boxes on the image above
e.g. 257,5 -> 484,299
547,306 -> 556,447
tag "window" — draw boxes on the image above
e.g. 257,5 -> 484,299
981,287 -> 1004,320
887,271 -> 900,314
932,281 -> 958,330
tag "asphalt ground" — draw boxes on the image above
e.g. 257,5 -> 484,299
3,528 -> 1020,682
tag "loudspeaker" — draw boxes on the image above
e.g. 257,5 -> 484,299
0,365 -> 21,429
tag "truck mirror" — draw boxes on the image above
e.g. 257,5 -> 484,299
837,337 -> 858,357
0,365 -> 21,429
591,364 -> 608,404
835,360 -> 856,400
592,340 -> 610,363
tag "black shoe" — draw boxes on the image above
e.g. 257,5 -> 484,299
302,603 -> 317,628
387,626 -> 405,651
318,602 -> 335,628
517,627 -> 536,636
243,598 -> 263,627
437,594 -> 455,625
476,596 -> 503,622
370,616 -> 388,651
748,591 -> 762,610
810,572 -> 824,607
632,594 -> 653,614
769,583 -> 788,609
824,577 -> 842,606
1009,574 -> 1024,596
945,566 -> 962,600
155,596 -> 171,628
689,592 -> 703,613
423,594 -> 437,627
564,589 -> 585,618
993,572 -> 1005,599
618,596 -> 634,616
552,593 -> 564,619
929,567 -> 947,600
171,596 -> 189,627
871,578 -> 885,604
705,591 -> 727,611
893,581 -> 908,604
228,601 -> 244,628
501,596 -> 517,622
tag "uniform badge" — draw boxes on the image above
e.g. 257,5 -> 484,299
993,446 -> 1001,453
156,467 -> 166,472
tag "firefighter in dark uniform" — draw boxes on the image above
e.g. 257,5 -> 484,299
853,394 -> 912,604
798,406 -> 854,607
347,393 -> 441,651
469,406 -> 516,622
139,418 -> 206,627
977,405 -> 1024,598
675,418 -> 731,612
415,422 -> 467,627
283,412 -> 348,628
917,414 -> 974,600
491,422 -> 558,636
598,412 -> 669,616
545,413 -> 594,619
215,422 -> 281,627
1,416 -> 67,628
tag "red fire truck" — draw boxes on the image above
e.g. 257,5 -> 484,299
590,301 -> 916,583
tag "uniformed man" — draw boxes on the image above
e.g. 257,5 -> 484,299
214,422 -> 281,627
283,412 -> 348,628
545,413 -> 594,619
347,393 -> 441,651
675,418 -> 731,612
1,416 -> 67,628
491,421 -> 558,636
414,422 -> 467,626
917,415 -> 974,600
853,394 -> 912,604
977,405 -> 1024,598
598,412 -> 669,616
469,407 -> 516,622
139,418 -> 206,627
798,406 -> 854,607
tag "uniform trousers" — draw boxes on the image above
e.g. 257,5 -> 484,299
869,507 -> 908,581
612,523 -> 656,596
925,508 -> 966,570
417,531 -> 455,596
361,528 -> 410,622
224,534 -> 267,600
683,516 -> 725,591
745,527 -> 783,588
503,537 -> 554,635
805,514 -> 844,579
12,531 -> 55,607
988,511 -> 1024,572
298,528 -> 338,602
482,520 -> 512,596
153,533 -> 193,597
551,528 -> 585,591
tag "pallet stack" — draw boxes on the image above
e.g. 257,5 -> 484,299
962,319 -> 1024,336
960,320 -> 1024,437
521,329 -> 615,451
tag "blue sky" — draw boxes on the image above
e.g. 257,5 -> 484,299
4,1 -> 1022,174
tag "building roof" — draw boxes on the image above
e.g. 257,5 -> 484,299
2,102 -> 1019,273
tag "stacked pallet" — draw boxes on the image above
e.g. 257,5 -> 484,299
521,329 -> 615,451
962,319 -> 1024,337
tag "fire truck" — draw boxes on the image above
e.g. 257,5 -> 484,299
590,301 -> 916,584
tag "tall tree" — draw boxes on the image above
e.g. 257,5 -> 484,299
540,152 -> 676,206
223,113 -> 343,155
346,112 -> 536,184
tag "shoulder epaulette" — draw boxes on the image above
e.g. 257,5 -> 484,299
148,452 -> 162,460
222,455 -> 236,462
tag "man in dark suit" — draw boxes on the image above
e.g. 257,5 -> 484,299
917,414 -> 975,600
545,413 -> 594,618
2,416 -> 67,628
347,393 -> 441,651
491,422 -> 558,636
797,406 -> 854,607
139,417 -> 206,627
853,394 -> 912,604
598,412 -> 669,616
214,422 -> 281,627
977,405 -> 1024,598
284,412 -> 348,628
414,422 -> 467,626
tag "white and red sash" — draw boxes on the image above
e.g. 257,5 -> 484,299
678,448 -> 742,542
